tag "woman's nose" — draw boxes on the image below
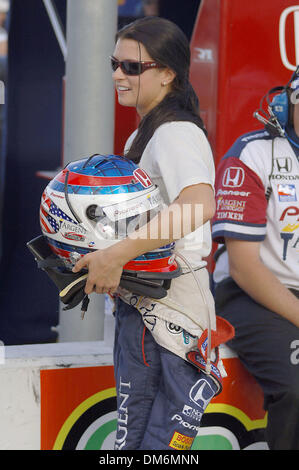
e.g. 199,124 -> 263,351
112,66 -> 126,80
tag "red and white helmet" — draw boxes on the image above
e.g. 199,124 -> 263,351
40,154 -> 181,278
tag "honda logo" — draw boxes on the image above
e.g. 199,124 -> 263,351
275,157 -> 292,173
189,378 -> 214,411
133,168 -> 152,188
279,5 -> 299,71
222,167 -> 245,188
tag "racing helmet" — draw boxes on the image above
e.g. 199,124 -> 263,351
39,153 -> 181,279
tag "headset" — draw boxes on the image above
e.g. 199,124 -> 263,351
254,65 -> 299,149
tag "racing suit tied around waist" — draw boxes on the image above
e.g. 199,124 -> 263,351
117,250 -> 235,394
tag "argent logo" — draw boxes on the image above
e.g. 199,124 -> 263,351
279,5 -> 299,71
115,377 -> 131,450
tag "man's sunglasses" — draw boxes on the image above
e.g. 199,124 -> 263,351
110,56 -> 162,76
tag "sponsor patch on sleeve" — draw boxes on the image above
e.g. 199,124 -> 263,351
169,431 -> 194,450
277,184 -> 297,202
212,156 -> 268,243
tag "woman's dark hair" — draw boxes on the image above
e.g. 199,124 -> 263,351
115,16 -> 207,163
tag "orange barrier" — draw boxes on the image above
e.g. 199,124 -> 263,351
38,346 -> 267,450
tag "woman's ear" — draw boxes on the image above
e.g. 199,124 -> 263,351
161,68 -> 176,88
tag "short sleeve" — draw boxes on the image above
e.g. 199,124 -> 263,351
212,156 -> 268,243
148,122 -> 215,203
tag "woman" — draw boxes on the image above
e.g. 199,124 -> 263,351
73,16 -> 219,450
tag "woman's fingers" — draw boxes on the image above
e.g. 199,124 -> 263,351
71,250 -> 122,295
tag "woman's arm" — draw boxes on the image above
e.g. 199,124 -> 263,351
225,237 -> 299,327
73,183 -> 215,294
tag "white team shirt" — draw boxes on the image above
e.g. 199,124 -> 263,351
212,129 -> 299,290
124,121 -> 215,268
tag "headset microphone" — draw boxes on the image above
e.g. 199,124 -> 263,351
253,109 -> 284,137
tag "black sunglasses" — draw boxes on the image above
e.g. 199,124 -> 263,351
110,56 -> 162,76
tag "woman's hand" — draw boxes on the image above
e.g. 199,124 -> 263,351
72,248 -> 124,295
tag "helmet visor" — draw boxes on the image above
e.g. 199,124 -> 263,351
87,186 -> 165,241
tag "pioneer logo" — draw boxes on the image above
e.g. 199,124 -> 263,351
222,167 -> 245,188
279,5 -> 299,71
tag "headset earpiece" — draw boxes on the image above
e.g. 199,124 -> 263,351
268,86 -> 290,128
254,67 -> 299,146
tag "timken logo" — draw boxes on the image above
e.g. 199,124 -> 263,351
279,5 -> 299,71
222,167 -> 245,188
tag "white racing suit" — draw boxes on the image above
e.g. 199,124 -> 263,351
113,266 -> 232,450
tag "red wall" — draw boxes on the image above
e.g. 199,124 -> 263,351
112,1 -> 298,271
114,1 -> 298,162
189,0 -> 298,167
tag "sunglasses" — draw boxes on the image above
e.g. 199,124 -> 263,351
110,56 -> 162,76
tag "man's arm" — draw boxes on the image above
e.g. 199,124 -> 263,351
226,237 -> 299,327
